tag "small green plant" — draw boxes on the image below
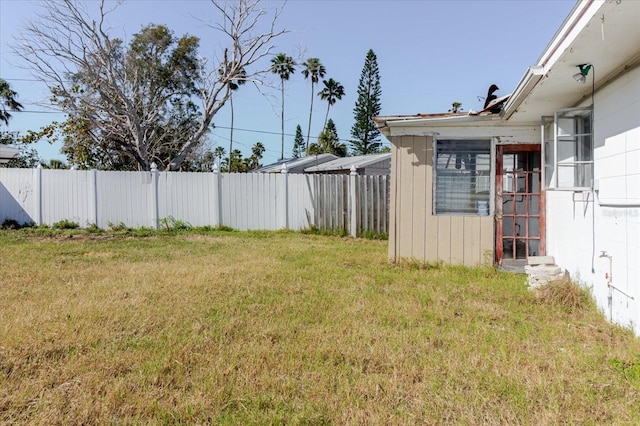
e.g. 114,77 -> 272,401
127,226 -> 157,237
610,357 -> 640,384
84,223 -> 103,234
301,225 -> 348,237
107,221 -> 128,232
52,219 -> 80,229
1,219 -> 21,229
159,216 -> 192,232
360,230 -> 389,240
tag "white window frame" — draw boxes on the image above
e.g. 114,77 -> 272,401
541,106 -> 593,191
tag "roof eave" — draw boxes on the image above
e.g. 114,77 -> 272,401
502,0 -> 604,120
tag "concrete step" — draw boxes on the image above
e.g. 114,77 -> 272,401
525,256 -> 564,288
527,256 -> 556,266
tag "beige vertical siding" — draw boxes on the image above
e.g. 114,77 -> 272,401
390,135 -> 494,266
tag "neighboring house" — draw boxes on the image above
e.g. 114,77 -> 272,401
374,1 -> 640,333
304,153 -> 391,175
253,154 -> 337,173
0,146 -> 19,164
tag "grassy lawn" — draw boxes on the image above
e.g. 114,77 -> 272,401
1,229 -> 639,425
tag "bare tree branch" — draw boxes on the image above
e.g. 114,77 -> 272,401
12,0 -> 287,171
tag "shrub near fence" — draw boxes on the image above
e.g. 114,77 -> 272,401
0,166 -> 389,237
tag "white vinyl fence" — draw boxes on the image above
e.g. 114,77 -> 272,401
0,166 -> 389,236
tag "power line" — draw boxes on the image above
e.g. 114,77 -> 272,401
8,109 -> 62,114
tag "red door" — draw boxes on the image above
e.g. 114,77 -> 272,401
495,145 -> 545,265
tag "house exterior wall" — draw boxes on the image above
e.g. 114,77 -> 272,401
389,135 -> 493,266
545,66 -> 640,333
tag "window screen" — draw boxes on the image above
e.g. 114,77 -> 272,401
434,139 -> 491,215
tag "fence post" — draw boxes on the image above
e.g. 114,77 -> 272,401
350,165 -> 357,238
280,163 -> 289,229
212,163 -> 220,227
89,169 -> 98,227
150,162 -> 160,229
34,164 -> 43,226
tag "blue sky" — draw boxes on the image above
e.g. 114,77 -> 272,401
0,0 -> 576,165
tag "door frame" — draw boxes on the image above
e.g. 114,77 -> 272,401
495,144 -> 546,265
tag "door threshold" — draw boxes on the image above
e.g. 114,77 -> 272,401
500,259 -> 528,273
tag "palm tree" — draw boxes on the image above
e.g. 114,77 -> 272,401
319,78 -> 345,130
270,53 -> 296,160
301,58 -> 326,150
0,78 -> 23,126
248,141 -> 265,170
213,146 -> 226,167
219,64 -> 247,173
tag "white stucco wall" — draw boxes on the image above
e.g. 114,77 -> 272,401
546,67 -> 640,333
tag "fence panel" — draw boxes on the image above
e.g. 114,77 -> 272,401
0,168 -> 390,235
40,169 -> 93,226
96,170 -> 153,229
0,168 -> 37,225
219,172 -> 280,231
158,172 -> 215,227
287,174 -> 315,230
356,175 -> 390,235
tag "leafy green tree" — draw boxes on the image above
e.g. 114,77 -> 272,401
0,80 -> 40,168
301,58 -> 326,149
45,159 -> 68,169
308,119 -> 346,157
221,149 -> 244,172
64,24 -> 202,170
292,124 -> 305,158
271,53 -> 296,160
219,142 -> 264,172
0,78 -> 23,126
16,0 -> 287,171
449,102 -> 463,113
349,49 -> 382,155
319,78 -> 345,130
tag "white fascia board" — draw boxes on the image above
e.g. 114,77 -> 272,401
387,125 -> 539,143
503,0 -> 604,120
536,0 -> 604,69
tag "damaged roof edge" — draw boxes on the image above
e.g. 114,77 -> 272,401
373,111 -> 505,135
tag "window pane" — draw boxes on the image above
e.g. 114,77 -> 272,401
515,196 -> 526,214
503,217 -> 513,236
548,107 -> 593,189
515,217 -> 526,236
529,240 -> 539,257
434,140 -> 491,214
529,172 -> 540,192
503,195 -> 514,214
529,195 -> 539,215
503,154 -> 514,172
528,218 -> 539,237
515,173 -> 527,193
503,239 -> 514,259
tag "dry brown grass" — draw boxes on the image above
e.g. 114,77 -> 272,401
534,277 -> 592,313
1,229 -> 639,425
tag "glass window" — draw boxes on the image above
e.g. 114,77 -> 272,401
542,106 -> 593,190
434,139 -> 491,215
